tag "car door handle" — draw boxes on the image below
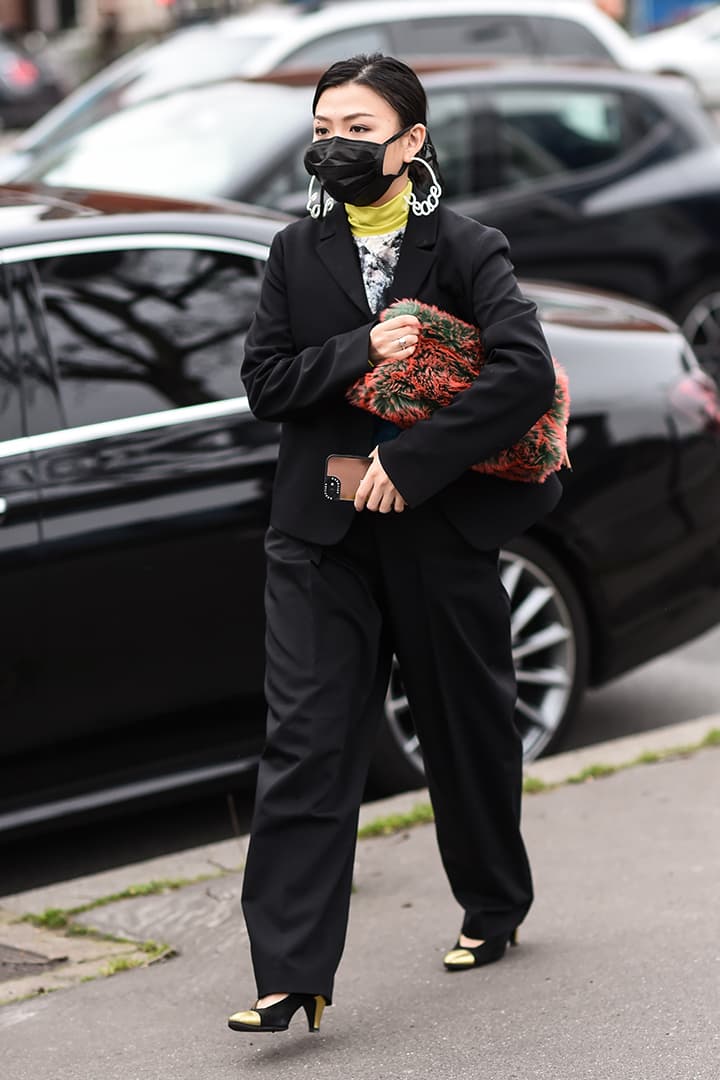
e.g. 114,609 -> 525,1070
0,497 -> 7,523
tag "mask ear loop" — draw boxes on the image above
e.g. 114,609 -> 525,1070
404,157 -> 442,217
306,175 -> 335,219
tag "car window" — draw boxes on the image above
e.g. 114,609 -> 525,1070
487,87 -> 628,186
18,82 -> 311,202
29,246 -> 262,434
253,138 -> 309,209
277,26 -> 389,69
19,28 -> 276,154
426,91 -> 485,198
530,16 -> 615,61
389,15 -> 533,55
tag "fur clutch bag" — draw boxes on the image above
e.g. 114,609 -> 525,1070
346,298 -> 570,483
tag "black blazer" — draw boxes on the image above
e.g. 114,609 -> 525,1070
242,202 -> 562,549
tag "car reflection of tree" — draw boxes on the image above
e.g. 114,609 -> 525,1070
41,249 -> 258,415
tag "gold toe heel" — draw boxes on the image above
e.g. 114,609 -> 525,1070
443,928 -> 519,971
228,992 -> 327,1034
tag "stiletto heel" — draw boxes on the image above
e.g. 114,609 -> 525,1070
443,928 -> 519,971
228,993 -> 326,1033
302,994 -> 325,1032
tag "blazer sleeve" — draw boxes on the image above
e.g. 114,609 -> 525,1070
242,229 -> 375,421
378,226 -> 556,506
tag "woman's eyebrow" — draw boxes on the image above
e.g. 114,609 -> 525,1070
314,112 -> 377,122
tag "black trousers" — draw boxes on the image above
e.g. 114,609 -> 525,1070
240,504 -> 532,1003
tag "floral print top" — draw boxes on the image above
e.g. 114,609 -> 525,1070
353,227 -> 405,315
353,227 -> 405,443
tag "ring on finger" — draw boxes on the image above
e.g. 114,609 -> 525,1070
398,336 -> 407,349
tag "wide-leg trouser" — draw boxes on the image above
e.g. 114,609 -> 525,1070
240,504 -> 532,1004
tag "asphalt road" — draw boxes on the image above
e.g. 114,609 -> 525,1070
1,622 -> 717,899
4,748 -> 719,1080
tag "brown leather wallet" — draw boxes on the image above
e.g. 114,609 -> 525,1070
324,455 -> 372,501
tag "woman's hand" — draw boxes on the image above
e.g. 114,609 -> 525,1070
354,447 -> 406,513
369,314 -> 420,365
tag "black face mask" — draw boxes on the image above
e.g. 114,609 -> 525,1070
303,125 -> 414,207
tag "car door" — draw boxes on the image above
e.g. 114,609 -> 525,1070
5,232 -> 277,797
0,261 -> 43,757
448,82 -> 692,305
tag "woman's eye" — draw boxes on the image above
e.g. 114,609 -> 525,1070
314,127 -> 328,137
349,125 -> 370,134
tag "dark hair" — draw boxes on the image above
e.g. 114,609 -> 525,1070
312,54 -> 442,190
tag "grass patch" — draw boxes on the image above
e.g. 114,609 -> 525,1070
358,802 -> 434,838
100,955 -> 145,977
523,776 -> 550,795
22,908 -> 69,930
567,763 -> 617,784
99,940 -> 174,977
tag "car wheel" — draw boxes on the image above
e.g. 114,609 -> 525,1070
675,279 -> 720,384
367,536 -> 589,794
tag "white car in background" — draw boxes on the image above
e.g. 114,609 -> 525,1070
0,0 -> 640,181
633,5 -> 720,106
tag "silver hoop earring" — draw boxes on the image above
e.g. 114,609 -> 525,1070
404,157 -> 442,217
306,175 -> 334,219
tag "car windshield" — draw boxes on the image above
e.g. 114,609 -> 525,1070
16,27 -> 275,153
17,82 -> 311,200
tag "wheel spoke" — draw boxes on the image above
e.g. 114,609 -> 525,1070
513,622 -> 571,661
511,585 -> 554,637
386,693 -> 409,716
500,558 -> 523,601
516,665 -> 571,688
402,733 -> 421,755
516,695 -> 553,731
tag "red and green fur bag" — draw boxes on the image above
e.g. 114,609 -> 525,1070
346,298 -> 571,483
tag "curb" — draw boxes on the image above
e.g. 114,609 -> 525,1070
2,714 -> 719,919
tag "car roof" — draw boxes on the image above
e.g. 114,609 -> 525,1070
216,0 -> 635,70
217,0 -> 625,34
0,185 -> 289,250
525,279 -> 678,333
417,61 -> 696,97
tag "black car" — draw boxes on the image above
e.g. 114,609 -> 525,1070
7,66 -> 720,380
2,185 -> 720,838
0,31 -> 64,128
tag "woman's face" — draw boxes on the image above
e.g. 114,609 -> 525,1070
313,82 -> 426,200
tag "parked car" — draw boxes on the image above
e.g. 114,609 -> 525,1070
0,0 -> 639,180
1,184 -> 719,837
0,29 -> 65,128
633,3 -> 720,107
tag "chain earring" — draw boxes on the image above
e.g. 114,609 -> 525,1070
404,157 -> 442,217
306,175 -> 335,219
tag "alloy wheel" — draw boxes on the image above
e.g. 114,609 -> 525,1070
382,545 -> 578,772
681,291 -> 720,383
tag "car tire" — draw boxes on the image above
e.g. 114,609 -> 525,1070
673,278 -> 720,384
367,535 -> 590,795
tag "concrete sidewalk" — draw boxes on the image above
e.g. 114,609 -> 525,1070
1,718 -> 718,1080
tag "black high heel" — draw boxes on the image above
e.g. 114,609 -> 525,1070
443,927 -> 518,971
228,993 -> 326,1033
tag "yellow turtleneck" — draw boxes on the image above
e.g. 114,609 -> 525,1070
345,181 -> 412,238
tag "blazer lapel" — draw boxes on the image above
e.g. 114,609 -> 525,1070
385,206 -> 438,306
315,206 -> 371,319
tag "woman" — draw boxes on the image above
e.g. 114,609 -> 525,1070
228,54 -> 562,1035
